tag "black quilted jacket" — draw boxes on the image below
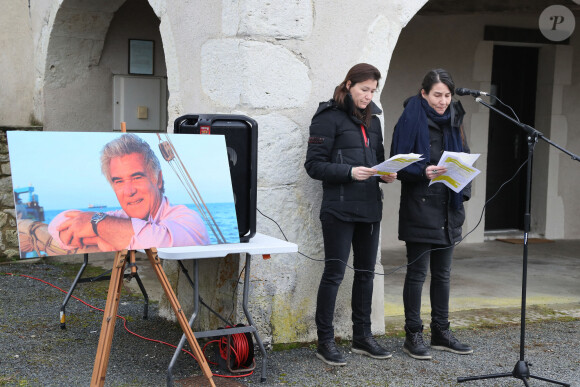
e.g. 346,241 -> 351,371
304,95 -> 385,222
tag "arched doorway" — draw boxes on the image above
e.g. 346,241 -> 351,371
380,0 -> 569,244
43,0 -> 167,132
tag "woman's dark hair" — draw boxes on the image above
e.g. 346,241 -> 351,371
421,68 -> 455,95
334,63 -> 381,127
421,68 -> 466,144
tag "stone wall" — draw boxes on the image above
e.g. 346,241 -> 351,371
0,127 -> 42,261
0,3 -> 35,126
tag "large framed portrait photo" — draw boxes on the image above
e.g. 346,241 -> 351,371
8,132 -> 240,258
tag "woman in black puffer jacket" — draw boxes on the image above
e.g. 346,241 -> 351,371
390,68 -> 473,361
305,63 -> 396,366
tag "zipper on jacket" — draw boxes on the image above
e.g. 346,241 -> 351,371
337,150 -> 345,201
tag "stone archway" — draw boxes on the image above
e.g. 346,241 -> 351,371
379,0 -> 571,247
388,1 -> 576,245
43,0 -> 124,131
42,0 -> 168,132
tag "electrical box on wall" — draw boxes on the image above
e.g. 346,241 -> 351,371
113,75 -> 167,131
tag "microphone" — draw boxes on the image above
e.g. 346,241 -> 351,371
455,87 -> 489,97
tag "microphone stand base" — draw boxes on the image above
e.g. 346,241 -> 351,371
457,360 -> 570,386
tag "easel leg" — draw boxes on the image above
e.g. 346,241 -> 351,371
91,250 -> 128,387
145,248 -> 216,387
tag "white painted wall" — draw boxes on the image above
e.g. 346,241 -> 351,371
560,36 -> 580,238
0,1 -> 35,125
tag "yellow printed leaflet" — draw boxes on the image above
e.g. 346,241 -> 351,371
444,157 -> 475,172
432,175 -> 460,188
392,158 -> 420,163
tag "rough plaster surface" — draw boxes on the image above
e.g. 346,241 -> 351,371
255,113 -> 303,186
360,15 -> 398,81
545,115 -> 567,239
201,39 -> 311,109
0,1 -> 35,125
222,0 -> 313,38
157,18 -> 182,129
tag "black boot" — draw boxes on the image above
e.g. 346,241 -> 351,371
403,325 -> 431,360
430,322 -> 473,355
316,340 -> 347,366
352,336 -> 392,359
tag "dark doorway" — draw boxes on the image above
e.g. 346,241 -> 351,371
484,45 -> 539,231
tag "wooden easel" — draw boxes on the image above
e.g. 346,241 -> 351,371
90,249 -> 215,387
90,123 -> 215,386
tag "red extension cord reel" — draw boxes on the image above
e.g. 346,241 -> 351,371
215,324 -> 255,374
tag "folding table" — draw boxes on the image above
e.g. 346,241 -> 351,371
156,233 -> 298,385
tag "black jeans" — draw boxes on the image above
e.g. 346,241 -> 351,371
315,213 -> 380,342
403,242 -> 454,330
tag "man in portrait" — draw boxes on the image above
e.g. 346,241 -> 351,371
48,133 -> 210,251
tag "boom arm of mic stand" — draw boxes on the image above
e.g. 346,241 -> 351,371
475,97 -> 580,162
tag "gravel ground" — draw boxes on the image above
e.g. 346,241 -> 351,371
1,262 -> 578,387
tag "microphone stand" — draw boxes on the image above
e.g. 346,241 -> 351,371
457,96 -> 579,386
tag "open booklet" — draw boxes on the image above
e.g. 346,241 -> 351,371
429,151 -> 481,193
372,153 -> 424,176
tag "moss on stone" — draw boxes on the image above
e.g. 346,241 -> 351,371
270,297 -> 310,343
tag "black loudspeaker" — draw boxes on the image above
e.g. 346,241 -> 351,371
174,114 -> 257,242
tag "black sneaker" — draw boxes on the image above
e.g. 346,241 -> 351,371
403,325 -> 432,360
352,336 -> 392,359
430,323 -> 473,355
316,340 -> 347,366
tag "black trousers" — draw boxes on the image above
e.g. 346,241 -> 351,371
315,213 -> 380,342
403,242 -> 454,330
